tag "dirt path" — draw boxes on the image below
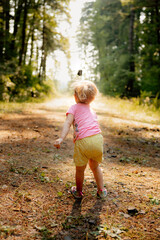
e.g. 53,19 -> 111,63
0,97 -> 160,240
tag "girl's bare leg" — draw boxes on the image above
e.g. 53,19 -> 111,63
76,165 -> 86,192
89,159 -> 104,191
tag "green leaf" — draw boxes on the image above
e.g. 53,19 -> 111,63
57,192 -> 63,197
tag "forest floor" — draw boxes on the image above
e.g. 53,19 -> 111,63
0,96 -> 160,240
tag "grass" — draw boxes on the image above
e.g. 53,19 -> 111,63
1,95 -> 160,125
0,98 -> 46,114
0,92 -> 61,114
0,102 -> 34,114
95,95 -> 160,125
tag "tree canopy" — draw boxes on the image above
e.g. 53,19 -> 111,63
0,0 -> 70,101
1,0 -> 160,101
78,0 -> 160,98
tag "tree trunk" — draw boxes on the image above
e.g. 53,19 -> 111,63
155,0 -> 160,55
39,0 -> 46,81
155,0 -> 160,89
0,76 -> 5,101
36,45 -> 39,72
11,0 -> 23,51
4,0 -> 10,60
0,0 -> 5,62
24,23 -> 32,65
126,6 -> 135,97
19,0 -> 28,66
29,13 -> 36,65
29,29 -> 35,66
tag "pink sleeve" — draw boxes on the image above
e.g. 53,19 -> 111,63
66,105 -> 76,116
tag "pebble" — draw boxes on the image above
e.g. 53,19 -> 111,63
127,207 -> 138,216
88,219 -> 96,225
1,185 -> 8,190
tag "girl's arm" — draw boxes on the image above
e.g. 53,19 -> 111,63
54,113 -> 74,149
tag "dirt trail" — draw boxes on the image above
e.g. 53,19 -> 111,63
0,97 -> 160,240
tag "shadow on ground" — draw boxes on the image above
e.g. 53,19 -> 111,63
0,103 -> 160,239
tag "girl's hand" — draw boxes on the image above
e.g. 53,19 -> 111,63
54,138 -> 63,149
54,114 -> 74,149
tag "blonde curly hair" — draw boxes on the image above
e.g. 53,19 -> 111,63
73,80 -> 98,104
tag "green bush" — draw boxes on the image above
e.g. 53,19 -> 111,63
138,91 -> 160,109
0,65 -> 55,102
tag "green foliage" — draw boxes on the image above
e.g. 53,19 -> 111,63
0,65 -> 55,102
0,0 -> 70,101
100,95 -> 160,124
138,91 -> 160,109
39,226 -> 55,240
79,0 -> 160,98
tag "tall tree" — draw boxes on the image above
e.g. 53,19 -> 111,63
79,0 -> 160,97
126,5 -> 135,96
19,0 -> 29,66
11,0 -> 23,54
0,0 -> 71,100
4,0 -> 10,60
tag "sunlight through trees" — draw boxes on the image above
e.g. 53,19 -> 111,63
0,0 -> 70,101
78,0 -> 160,99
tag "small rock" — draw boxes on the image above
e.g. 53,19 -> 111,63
2,185 -> 8,190
35,225 -> 44,231
11,182 -> 19,187
139,210 -> 146,215
33,129 -> 39,132
127,206 -> 138,216
123,213 -> 131,218
24,195 -> 32,202
111,155 -> 117,158
88,219 -> 96,225
119,212 -> 131,218
44,177 -> 49,182
13,207 -> 21,212
119,212 -> 124,215
51,223 -> 58,228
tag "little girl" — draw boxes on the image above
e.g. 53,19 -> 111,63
54,80 -> 107,199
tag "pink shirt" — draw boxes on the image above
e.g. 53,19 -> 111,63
66,103 -> 101,142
